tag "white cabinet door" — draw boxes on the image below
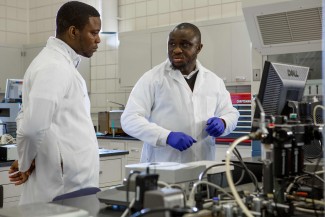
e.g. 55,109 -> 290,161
151,31 -> 169,67
231,22 -> 252,84
99,156 -> 125,188
199,24 -> 232,83
126,141 -> 143,164
119,32 -> 151,87
0,46 -> 23,93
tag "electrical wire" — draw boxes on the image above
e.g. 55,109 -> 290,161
198,162 -> 253,187
232,147 -> 260,192
157,180 -> 171,188
313,105 -> 325,127
120,198 -> 135,217
304,171 -> 325,183
311,156 -> 322,217
295,207 -> 325,215
225,135 -> 254,217
187,180 -> 234,208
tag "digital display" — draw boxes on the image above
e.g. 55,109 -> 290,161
0,108 -> 10,117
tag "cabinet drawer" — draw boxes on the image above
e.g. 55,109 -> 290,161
3,197 -> 20,207
108,142 -> 125,150
97,139 -> 109,149
127,142 -> 142,159
0,170 -> 10,185
126,159 -> 140,165
99,158 -> 123,185
3,184 -> 21,199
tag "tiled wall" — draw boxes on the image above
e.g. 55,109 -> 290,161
0,0 -> 28,44
0,0 -> 243,128
118,0 -> 243,32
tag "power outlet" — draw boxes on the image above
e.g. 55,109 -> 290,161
253,69 -> 261,81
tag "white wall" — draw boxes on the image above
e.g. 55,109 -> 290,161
0,0 -> 244,128
91,0 -> 244,127
0,0 -> 28,44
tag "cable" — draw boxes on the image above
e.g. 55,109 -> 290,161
225,135 -> 254,217
120,198 -> 135,217
311,156 -> 322,217
198,162 -> 253,187
232,147 -> 260,192
295,207 -> 325,215
198,163 -> 227,181
313,105 -> 325,127
304,171 -> 325,183
187,180 -> 234,208
157,180 -> 171,188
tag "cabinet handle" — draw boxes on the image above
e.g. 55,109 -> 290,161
235,76 -> 246,82
99,171 -> 103,174
130,149 -> 139,152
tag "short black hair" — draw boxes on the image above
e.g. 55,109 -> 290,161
173,23 -> 201,43
56,1 -> 100,36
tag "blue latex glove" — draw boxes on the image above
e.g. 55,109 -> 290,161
206,117 -> 225,137
167,132 -> 197,151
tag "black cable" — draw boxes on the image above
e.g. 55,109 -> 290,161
232,147 -> 261,192
198,161 -> 258,199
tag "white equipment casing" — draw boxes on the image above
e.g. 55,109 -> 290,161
0,144 -> 18,161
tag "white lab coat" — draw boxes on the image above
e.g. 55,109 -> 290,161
121,59 -> 239,163
16,37 -> 99,204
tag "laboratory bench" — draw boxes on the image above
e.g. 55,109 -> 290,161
0,148 -> 129,207
97,134 -> 139,141
50,188 -> 315,217
97,136 -> 143,165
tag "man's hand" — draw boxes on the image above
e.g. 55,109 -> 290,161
167,132 -> 197,151
9,160 -> 35,186
206,117 -> 225,137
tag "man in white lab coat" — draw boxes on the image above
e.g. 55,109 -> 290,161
8,1 -> 101,204
121,23 -> 239,163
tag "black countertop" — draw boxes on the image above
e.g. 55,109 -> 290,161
97,135 -> 139,141
54,194 -> 122,217
0,148 -> 129,168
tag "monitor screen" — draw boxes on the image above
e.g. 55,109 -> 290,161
252,61 -> 309,129
4,79 -> 23,101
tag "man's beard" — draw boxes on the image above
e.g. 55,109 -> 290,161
170,63 -> 186,72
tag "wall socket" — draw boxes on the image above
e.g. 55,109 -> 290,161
253,69 -> 261,81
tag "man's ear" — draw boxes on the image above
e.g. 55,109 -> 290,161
67,26 -> 78,39
196,44 -> 203,54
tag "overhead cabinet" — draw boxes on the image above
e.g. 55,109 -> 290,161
119,17 -> 252,87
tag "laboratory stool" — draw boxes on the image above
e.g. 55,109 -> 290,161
52,187 -> 101,202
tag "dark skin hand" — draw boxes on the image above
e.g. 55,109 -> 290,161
9,159 -> 35,185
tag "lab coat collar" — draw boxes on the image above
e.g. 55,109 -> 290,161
46,37 -> 81,68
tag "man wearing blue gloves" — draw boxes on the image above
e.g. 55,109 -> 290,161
121,23 -> 239,163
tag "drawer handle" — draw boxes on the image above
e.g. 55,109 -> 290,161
99,171 -> 103,174
130,149 -> 139,152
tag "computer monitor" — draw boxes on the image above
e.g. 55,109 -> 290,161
4,79 -> 23,102
252,61 -> 309,127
